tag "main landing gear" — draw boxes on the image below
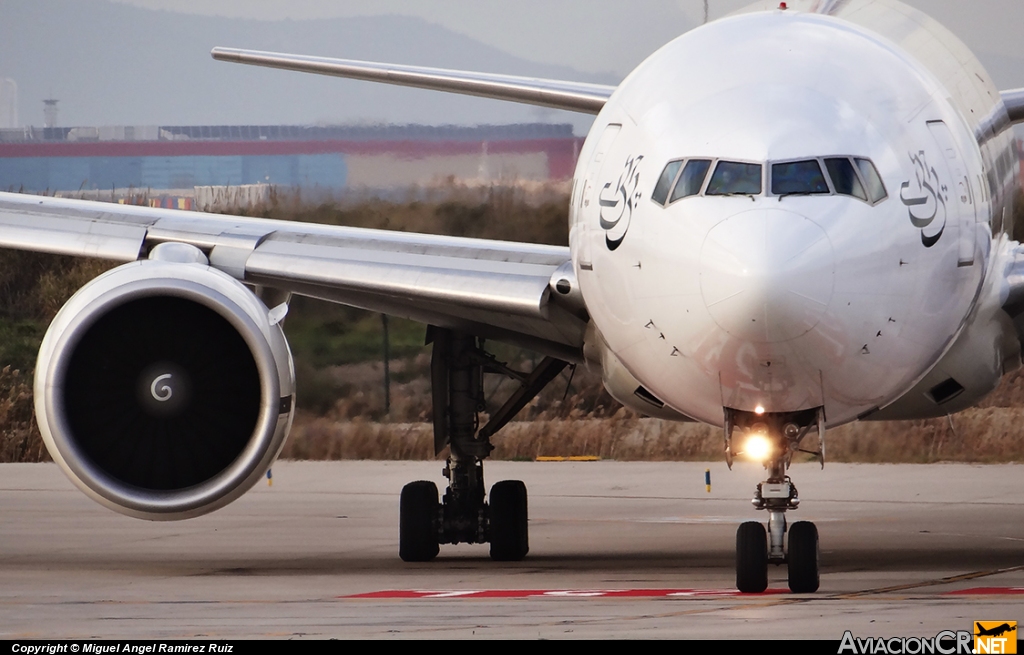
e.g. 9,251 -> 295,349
727,407 -> 825,593
399,328 -> 567,562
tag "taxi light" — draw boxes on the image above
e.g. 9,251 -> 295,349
754,405 -> 765,415
744,433 -> 773,462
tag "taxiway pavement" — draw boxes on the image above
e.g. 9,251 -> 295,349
0,460 -> 1021,639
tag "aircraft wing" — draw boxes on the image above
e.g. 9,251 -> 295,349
0,191 -> 587,362
211,48 -> 616,115
1001,88 -> 1024,123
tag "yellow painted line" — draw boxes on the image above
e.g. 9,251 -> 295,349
535,456 -> 601,462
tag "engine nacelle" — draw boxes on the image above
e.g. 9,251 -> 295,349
35,259 -> 295,520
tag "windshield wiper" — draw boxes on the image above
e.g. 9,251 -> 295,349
719,192 -> 757,201
777,191 -> 813,201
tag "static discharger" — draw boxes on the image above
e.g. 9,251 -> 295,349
705,468 -> 711,493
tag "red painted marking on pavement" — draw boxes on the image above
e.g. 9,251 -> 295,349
943,587 -> 1024,595
341,588 -> 790,599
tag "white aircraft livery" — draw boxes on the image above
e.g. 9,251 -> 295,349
1,0 -> 1023,593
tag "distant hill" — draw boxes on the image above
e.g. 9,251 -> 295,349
0,0 -> 617,131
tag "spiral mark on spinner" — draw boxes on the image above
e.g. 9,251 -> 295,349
150,374 -> 173,402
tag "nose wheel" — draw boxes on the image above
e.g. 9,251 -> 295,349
727,407 -> 824,593
735,479 -> 821,593
736,521 -> 768,592
735,518 -> 819,593
787,520 -> 819,593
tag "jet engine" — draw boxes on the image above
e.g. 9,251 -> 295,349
34,255 -> 295,520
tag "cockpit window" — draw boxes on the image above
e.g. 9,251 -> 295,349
824,157 -> 868,201
651,160 -> 682,206
771,160 -> 829,196
706,161 -> 762,195
669,159 -> 712,202
855,158 -> 887,203
652,156 -> 885,206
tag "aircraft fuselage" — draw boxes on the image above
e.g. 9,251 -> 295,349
570,5 -> 1019,427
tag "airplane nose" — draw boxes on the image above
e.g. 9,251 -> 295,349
699,208 -> 834,343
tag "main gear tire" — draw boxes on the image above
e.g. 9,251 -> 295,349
400,480 -> 440,562
489,480 -> 529,561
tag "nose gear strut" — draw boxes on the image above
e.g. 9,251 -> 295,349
727,407 -> 824,593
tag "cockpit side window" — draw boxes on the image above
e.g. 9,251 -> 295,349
824,157 -> 868,201
706,161 -> 762,195
669,159 -> 712,202
651,160 -> 683,206
855,158 -> 887,203
771,160 -> 829,196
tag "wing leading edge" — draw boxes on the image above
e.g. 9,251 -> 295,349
210,47 -> 615,115
1001,88 -> 1024,124
0,192 -> 587,362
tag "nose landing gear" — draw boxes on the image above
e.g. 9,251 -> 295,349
728,407 -> 824,593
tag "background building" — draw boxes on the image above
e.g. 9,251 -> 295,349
0,123 -> 581,201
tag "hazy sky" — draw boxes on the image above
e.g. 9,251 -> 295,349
4,1 -> 1023,131
110,0 -> 1024,79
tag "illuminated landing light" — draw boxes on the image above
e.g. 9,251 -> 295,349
754,405 -> 765,415
743,434 -> 773,462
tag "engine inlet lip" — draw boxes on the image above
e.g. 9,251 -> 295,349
37,272 -> 282,518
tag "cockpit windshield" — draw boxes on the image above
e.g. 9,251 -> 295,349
824,157 -> 868,201
706,161 -> 762,195
650,155 -> 885,206
771,160 -> 829,196
670,159 -> 712,202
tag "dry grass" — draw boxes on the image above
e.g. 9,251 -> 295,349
0,367 -> 48,463
827,407 -> 1024,463
281,403 -> 1024,464
240,182 -> 571,247
280,412 -> 721,462
283,417 -> 435,460
278,363 -> 1024,463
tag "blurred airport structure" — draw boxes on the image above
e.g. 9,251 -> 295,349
0,123 -> 581,204
0,81 -> 17,130
2,118 -> 1019,207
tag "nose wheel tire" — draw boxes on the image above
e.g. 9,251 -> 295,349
787,520 -> 820,593
489,480 -> 529,561
399,480 -> 440,562
736,521 -> 768,593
